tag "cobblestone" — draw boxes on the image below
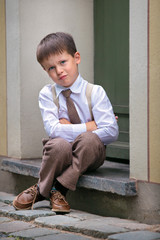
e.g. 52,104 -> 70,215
0,191 -> 159,240
108,230 -> 160,240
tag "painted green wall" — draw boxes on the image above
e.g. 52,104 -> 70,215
94,0 -> 129,159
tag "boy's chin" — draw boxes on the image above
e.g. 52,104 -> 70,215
58,81 -> 74,88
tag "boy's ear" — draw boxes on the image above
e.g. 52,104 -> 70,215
74,52 -> 81,64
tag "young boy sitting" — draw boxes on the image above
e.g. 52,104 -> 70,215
13,32 -> 119,213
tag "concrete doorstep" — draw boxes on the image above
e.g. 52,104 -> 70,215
1,158 -> 137,196
0,192 -> 160,240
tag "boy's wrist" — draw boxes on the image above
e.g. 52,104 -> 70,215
59,118 -> 71,124
86,121 -> 97,131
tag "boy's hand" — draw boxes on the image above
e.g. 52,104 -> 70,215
60,119 -> 97,132
115,115 -> 118,121
86,121 -> 97,131
59,118 -> 71,124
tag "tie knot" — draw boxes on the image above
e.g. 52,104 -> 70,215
62,89 -> 71,98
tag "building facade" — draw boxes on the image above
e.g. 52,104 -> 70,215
0,0 -> 159,223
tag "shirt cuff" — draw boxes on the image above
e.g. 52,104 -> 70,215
72,123 -> 86,135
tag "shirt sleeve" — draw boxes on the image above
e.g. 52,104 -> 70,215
92,85 -> 119,145
39,85 -> 86,142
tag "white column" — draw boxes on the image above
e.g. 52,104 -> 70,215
129,0 -> 148,180
6,0 -> 21,158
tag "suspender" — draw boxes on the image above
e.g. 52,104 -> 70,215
85,83 -> 94,120
52,84 -> 59,109
51,82 -> 94,120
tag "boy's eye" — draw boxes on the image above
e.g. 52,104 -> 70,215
48,66 -> 55,71
61,60 -> 66,64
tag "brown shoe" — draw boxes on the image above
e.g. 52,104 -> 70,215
13,184 -> 44,210
50,190 -> 70,213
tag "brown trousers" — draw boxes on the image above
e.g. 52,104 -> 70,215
38,132 -> 106,198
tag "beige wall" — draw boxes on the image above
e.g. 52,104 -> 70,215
5,0 -> 94,158
0,0 -> 7,156
149,0 -> 160,183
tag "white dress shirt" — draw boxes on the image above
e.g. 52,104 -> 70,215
39,74 -> 119,145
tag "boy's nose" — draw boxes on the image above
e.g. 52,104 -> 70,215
56,66 -> 63,75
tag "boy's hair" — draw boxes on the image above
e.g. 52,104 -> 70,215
36,32 -> 77,64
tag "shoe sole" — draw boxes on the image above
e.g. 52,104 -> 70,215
52,208 -> 70,213
13,200 -> 32,211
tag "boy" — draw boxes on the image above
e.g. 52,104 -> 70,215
13,32 -> 118,213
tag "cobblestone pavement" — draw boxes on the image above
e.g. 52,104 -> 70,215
0,192 -> 160,240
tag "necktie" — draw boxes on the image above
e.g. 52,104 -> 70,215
62,89 -> 81,124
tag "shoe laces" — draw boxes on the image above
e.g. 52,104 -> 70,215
24,184 -> 38,210
50,190 -> 67,203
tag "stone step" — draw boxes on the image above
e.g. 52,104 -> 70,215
1,158 -> 137,196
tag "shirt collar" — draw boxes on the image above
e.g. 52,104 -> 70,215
54,74 -> 83,97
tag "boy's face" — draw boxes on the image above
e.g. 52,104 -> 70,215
42,51 -> 81,87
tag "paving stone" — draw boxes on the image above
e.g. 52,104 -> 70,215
35,215 -> 81,227
0,200 -> 55,221
68,209 -> 103,221
0,192 -> 15,204
0,217 -> 12,223
0,201 -> 7,207
9,227 -> 60,238
0,220 -> 35,233
0,235 -> 15,240
111,221 -> 152,231
108,230 -> 160,240
0,202 -> 15,214
35,232 -> 96,240
1,238 -> 15,240
0,233 -> 9,239
94,217 -> 151,231
33,200 -> 50,209
7,209 -> 55,221
68,213 -> 149,231
73,219 -> 128,239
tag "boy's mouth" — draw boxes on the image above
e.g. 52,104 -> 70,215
59,75 -> 67,80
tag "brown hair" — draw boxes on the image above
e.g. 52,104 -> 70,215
36,32 -> 77,64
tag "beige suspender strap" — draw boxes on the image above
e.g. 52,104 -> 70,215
51,85 -> 59,109
52,82 -> 94,120
86,82 -> 94,120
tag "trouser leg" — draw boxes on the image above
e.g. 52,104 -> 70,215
57,132 -> 106,191
38,137 -> 72,198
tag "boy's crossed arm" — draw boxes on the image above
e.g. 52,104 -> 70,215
59,118 -> 97,131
